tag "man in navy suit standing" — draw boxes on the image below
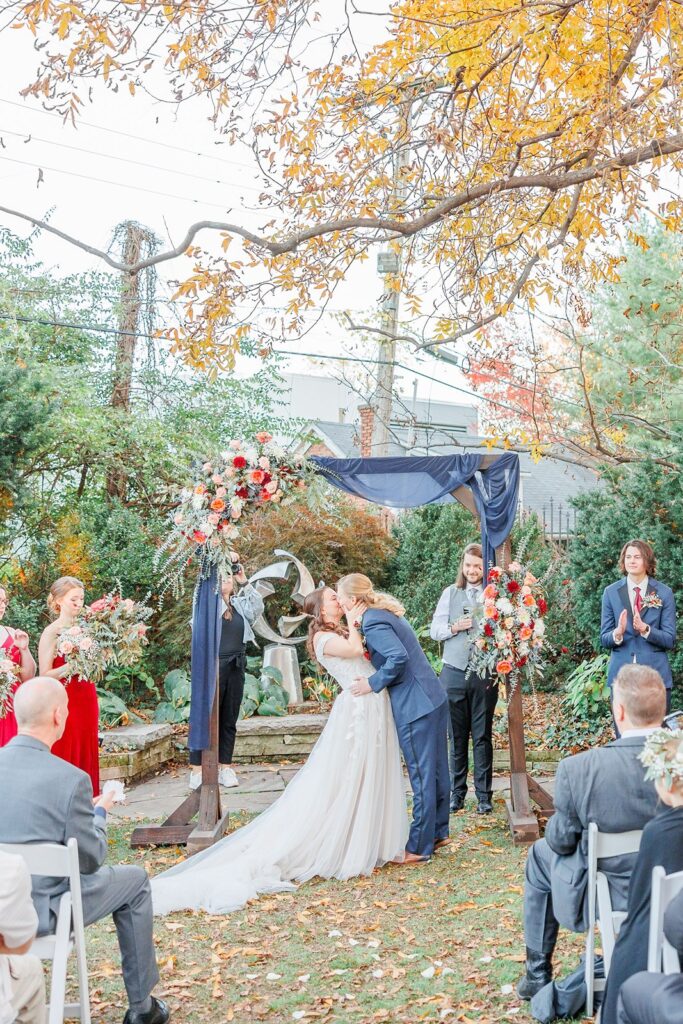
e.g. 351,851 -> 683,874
601,539 -> 676,725
337,574 -> 450,864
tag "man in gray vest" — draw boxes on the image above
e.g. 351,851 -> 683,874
430,543 -> 497,814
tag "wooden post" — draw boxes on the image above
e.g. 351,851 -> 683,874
131,663 -> 229,849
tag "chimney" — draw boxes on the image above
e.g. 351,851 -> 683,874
358,404 -> 374,457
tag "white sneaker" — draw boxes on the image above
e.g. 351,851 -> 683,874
218,766 -> 239,788
188,770 -> 202,791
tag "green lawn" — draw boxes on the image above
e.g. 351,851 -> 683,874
82,806 -> 586,1023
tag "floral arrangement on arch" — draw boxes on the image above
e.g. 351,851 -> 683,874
467,559 -> 548,692
156,431 -> 313,593
0,658 -> 21,719
55,586 -> 153,683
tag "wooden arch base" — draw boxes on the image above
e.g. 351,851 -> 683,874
131,670 -> 229,854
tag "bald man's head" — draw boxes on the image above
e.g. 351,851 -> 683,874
14,676 -> 68,745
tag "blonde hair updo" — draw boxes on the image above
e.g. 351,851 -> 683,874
47,576 -> 85,617
336,573 -> 405,617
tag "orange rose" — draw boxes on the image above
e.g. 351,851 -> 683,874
496,660 -> 513,675
483,583 -> 498,600
484,603 -> 499,620
519,625 -> 533,640
522,593 -> 536,607
210,498 -> 226,512
250,469 -> 265,485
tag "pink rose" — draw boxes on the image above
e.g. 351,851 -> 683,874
211,473 -> 224,485
80,637 -> 93,651
60,641 -> 74,654
255,431 -> 272,444
202,462 -> 213,473
258,456 -> 271,471
265,479 -> 279,494
228,440 -> 242,451
121,599 -> 135,612
138,624 -> 148,637
215,486 -> 227,497
208,512 -> 220,526
68,626 -> 81,636
174,512 -> 184,525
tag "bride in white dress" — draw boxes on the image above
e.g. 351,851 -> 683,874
151,586 -> 409,915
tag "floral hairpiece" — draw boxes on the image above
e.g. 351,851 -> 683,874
639,728 -> 683,786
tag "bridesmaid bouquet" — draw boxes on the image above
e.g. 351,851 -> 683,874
468,560 -> 548,693
0,658 -> 21,718
88,587 -> 153,668
55,621 -> 107,682
56,588 -> 153,683
157,431 -> 313,593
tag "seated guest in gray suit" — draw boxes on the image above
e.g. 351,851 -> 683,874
602,728 -> 683,1024
0,677 -> 169,1024
517,664 -> 665,999
616,888 -> 683,1024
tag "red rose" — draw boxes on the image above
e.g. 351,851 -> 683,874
561,646 -> 569,654
516,656 -> 528,667
537,597 -> 547,615
484,623 -> 494,637
235,486 -> 249,499
259,489 -> 271,502
562,579 -> 571,586
363,651 -> 371,661
507,580 -> 521,594
233,456 -> 247,469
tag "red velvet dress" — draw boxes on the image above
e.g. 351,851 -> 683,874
0,631 -> 22,746
51,654 -> 100,796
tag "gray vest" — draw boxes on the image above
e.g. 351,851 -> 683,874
442,585 -> 482,670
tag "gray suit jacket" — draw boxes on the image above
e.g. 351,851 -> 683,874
545,735 -> 659,932
0,735 -> 108,933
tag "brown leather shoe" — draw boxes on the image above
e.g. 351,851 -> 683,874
391,850 -> 430,865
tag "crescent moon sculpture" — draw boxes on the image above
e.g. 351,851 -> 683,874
249,549 -> 317,647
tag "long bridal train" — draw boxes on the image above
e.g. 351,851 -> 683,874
151,636 -> 409,916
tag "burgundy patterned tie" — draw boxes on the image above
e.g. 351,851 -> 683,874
634,586 -> 643,614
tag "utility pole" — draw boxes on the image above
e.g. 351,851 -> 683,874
106,221 -> 157,500
373,106 -> 412,457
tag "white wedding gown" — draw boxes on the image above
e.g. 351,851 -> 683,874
151,633 -> 409,915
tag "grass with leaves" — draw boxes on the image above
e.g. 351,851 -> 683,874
85,807 -> 585,1023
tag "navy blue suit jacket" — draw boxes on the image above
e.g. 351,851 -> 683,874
600,578 -> 676,687
362,608 -> 446,726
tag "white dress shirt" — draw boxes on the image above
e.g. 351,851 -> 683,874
614,575 -> 651,644
430,583 -> 483,642
0,853 -> 38,1024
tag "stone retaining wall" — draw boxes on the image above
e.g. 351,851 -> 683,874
99,714 -> 562,783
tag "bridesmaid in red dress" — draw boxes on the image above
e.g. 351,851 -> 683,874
38,576 -> 100,795
0,584 -> 37,745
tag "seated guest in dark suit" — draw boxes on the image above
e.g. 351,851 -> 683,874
0,677 -> 169,1024
602,728 -> 683,1024
517,665 -> 665,999
601,539 -> 676,725
617,888 -> 683,1024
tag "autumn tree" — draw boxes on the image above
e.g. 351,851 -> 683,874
2,0 -> 682,380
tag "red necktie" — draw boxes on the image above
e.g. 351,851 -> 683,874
634,586 -> 642,614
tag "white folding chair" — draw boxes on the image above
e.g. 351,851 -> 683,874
0,838 -> 90,1024
585,823 -> 643,1018
647,866 -> 683,974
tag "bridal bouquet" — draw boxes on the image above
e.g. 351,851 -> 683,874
55,621 -> 107,682
157,431 -> 313,593
0,658 -> 21,718
88,587 -> 153,669
468,560 -> 548,693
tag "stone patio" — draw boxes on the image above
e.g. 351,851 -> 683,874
110,761 -> 556,822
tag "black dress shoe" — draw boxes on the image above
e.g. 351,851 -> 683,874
450,798 -> 465,813
476,799 -> 493,814
123,998 -> 170,1024
516,949 -> 553,1000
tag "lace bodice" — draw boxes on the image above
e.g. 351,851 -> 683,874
314,633 -> 373,690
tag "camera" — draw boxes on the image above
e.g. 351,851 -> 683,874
231,562 -> 243,576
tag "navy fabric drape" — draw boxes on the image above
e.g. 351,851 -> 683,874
310,453 -> 520,572
188,567 -> 223,751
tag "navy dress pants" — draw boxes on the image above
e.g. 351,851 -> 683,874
395,700 -> 450,858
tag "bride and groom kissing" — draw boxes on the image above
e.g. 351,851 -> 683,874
152,573 -> 450,916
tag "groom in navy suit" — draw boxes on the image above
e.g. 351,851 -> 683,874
339,575 -> 450,863
601,539 -> 676,723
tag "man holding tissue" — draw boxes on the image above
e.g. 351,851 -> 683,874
0,677 -> 169,1024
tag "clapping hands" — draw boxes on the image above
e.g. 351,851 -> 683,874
633,609 -> 649,636
614,609 -> 628,643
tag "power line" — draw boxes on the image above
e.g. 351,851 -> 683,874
0,127 -> 263,192
0,308 -> 530,415
0,154 -> 243,211
0,98 -> 259,174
